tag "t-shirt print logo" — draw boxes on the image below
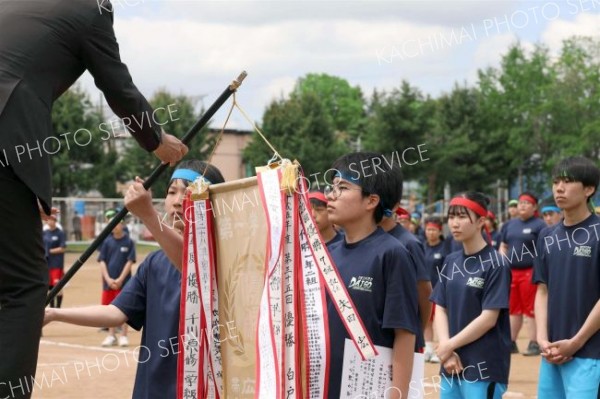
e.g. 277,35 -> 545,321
466,277 -> 485,289
348,276 -> 373,292
120,246 -> 130,253
522,228 -> 532,234
574,246 -> 592,257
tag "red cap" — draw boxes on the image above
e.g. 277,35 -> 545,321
308,192 -> 328,204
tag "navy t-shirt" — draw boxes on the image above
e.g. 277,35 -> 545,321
112,250 -> 181,399
500,217 -> 545,269
43,228 -> 66,269
424,241 -> 446,287
414,225 -> 426,243
327,228 -> 420,399
98,234 -> 136,290
326,230 -> 344,248
388,223 -> 430,351
388,224 -> 430,282
431,245 -> 511,384
533,214 -> 600,359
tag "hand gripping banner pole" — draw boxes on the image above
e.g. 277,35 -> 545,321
46,71 -> 247,306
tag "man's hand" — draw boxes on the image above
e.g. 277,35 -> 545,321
153,131 -> 188,166
39,204 -> 59,221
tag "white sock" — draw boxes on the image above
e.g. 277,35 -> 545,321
425,342 -> 434,353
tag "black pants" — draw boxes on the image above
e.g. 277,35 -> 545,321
0,166 -> 47,399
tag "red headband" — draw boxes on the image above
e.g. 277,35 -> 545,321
308,192 -> 328,204
449,197 -> 487,217
426,222 -> 442,230
395,207 -> 409,216
519,194 -> 537,205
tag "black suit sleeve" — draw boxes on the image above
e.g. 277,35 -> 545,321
80,5 -> 162,152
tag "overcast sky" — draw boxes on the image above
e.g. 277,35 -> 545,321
80,0 -> 600,129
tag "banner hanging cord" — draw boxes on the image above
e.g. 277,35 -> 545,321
232,93 -> 283,163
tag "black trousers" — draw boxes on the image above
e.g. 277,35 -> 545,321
0,166 -> 47,399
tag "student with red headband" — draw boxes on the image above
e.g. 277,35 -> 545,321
533,156 -> 600,399
431,192 -> 511,398
423,216 -> 446,363
308,190 -> 343,247
499,192 -> 546,356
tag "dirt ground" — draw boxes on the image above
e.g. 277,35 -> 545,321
35,253 -> 541,398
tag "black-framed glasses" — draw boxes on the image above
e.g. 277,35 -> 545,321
324,184 -> 363,199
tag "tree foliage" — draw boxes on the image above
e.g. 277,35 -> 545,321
50,86 -> 118,197
53,36 -> 600,207
119,90 -> 214,197
244,78 -> 351,179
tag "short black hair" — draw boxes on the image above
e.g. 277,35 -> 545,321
448,192 -> 490,224
172,160 -> 225,186
552,156 -> 600,201
330,151 -> 403,223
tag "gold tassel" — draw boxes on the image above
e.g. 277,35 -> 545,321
189,177 -> 211,200
281,160 -> 300,195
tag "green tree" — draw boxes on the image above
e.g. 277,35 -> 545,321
292,73 -> 367,141
364,81 -> 430,182
119,90 -> 214,197
549,37 -> 600,161
477,43 -> 556,193
50,86 -> 118,197
243,90 -> 348,179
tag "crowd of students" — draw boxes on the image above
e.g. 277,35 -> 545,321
44,154 -> 600,399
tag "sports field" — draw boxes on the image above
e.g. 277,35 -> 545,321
37,252 -> 540,398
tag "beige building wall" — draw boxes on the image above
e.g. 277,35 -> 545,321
210,128 -> 253,181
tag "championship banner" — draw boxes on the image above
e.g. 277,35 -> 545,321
179,167 -> 377,398
256,169 -> 286,398
178,194 -> 223,399
211,177 -> 267,398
